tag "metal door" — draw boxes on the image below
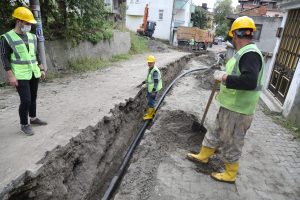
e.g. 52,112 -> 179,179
268,9 -> 300,105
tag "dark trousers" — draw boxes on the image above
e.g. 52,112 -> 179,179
16,76 -> 39,125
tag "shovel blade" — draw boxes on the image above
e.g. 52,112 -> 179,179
192,121 -> 207,133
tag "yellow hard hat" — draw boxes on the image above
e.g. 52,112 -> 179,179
228,16 -> 256,37
12,7 -> 37,24
147,55 -> 155,63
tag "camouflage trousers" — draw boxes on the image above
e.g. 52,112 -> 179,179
202,107 -> 253,163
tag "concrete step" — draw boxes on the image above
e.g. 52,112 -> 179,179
260,89 -> 282,113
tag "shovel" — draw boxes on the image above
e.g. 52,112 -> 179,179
192,80 -> 219,133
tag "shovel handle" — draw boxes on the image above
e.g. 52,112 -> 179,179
200,80 -> 219,125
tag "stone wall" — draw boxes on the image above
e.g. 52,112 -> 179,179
0,31 -> 131,82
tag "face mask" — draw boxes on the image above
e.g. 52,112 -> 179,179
21,24 -> 31,33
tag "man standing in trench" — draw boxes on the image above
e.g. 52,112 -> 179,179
139,55 -> 163,120
187,16 -> 264,183
0,7 -> 47,136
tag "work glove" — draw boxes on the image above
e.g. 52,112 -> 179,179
213,70 -> 227,81
136,80 -> 146,88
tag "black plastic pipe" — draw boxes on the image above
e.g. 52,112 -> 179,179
102,67 -> 208,200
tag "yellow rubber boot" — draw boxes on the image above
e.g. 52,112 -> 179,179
186,146 -> 215,164
143,108 -> 155,120
211,162 -> 239,183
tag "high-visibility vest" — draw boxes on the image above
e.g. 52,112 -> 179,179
216,44 -> 264,115
147,66 -> 162,93
2,30 -> 41,80
189,38 -> 195,46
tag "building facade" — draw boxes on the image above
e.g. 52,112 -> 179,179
125,0 -> 194,41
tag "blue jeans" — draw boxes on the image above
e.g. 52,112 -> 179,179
147,92 -> 157,108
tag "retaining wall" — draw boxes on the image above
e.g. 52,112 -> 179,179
0,31 -> 131,83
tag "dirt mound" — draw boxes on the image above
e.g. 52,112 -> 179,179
148,40 -> 170,53
114,110 -> 223,200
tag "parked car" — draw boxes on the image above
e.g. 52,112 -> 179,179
213,37 -> 224,45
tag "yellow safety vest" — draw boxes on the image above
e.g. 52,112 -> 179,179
147,66 -> 163,93
2,30 -> 41,80
216,44 -> 264,115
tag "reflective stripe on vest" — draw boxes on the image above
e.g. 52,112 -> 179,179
147,66 -> 163,93
2,30 -> 41,80
216,44 -> 265,115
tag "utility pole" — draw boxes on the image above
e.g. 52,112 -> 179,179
169,0 -> 176,45
29,0 -> 47,71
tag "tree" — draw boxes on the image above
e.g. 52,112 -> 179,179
213,0 -> 233,37
0,1 -> 25,35
191,6 -> 208,29
0,0 -> 113,44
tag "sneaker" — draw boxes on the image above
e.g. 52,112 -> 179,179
30,118 -> 47,126
21,125 -> 34,136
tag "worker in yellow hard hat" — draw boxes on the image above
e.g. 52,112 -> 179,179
0,7 -> 47,136
137,55 -> 163,120
187,16 -> 264,183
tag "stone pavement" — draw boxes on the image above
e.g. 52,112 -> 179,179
238,107 -> 300,199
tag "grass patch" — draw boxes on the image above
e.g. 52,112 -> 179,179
0,82 -> 8,87
110,54 -> 130,62
261,104 -> 300,139
68,53 -> 132,72
129,32 -> 149,54
68,57 -> 111,72
44,72 -> 65,81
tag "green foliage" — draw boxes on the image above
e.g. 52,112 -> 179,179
191,6 -> 208,29
129,32 -> 148,54
41,0 -> 113,44
215,21 -> 229,37
0,0 -> 113,44
68,53 -> 131,72
68,57 -> 111,72
213,0 -> 233,37
110,54 -> 130,62
0,0 -> 25,35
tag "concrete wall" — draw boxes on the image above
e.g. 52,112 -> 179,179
283,60 -> 300,127
0,31 -> 130,82
250,16 -> 282,54
46,31 -> 130,72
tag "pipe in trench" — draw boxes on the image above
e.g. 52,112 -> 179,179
102,67 -> 209,200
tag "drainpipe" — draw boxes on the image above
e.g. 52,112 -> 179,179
29,0 -> 48,71
169,0 -> 176,44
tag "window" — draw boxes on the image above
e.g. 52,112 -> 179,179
159,10 -> 164,20
253,24 -> 262,40
267,3 -> 274,9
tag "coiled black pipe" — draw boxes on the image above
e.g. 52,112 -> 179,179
102,67 -> 208,200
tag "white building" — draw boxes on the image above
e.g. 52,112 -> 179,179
126,0 -> 194,41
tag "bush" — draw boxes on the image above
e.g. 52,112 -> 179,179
0,0 -> 113,44
129,32 -> 148,54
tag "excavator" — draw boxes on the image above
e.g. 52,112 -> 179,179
137,4 -> 156,38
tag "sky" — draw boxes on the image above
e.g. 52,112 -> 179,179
193,0 -> 239,11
